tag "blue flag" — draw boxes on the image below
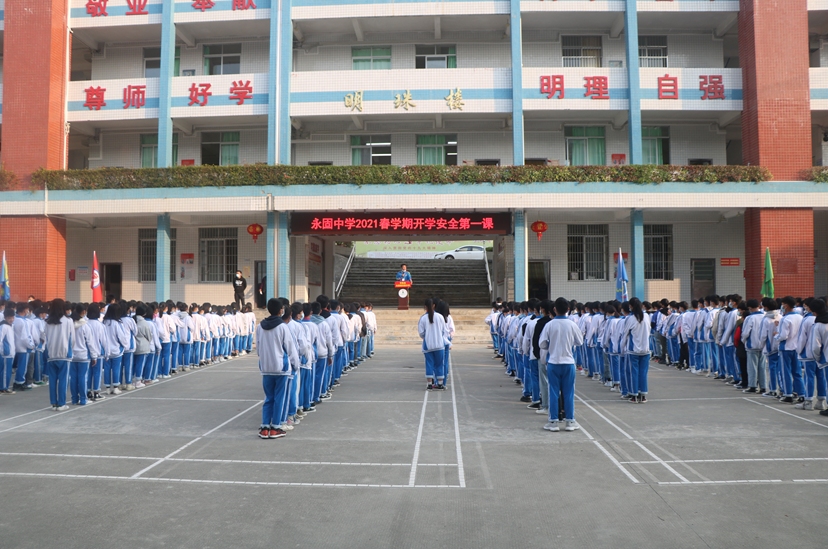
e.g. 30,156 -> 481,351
0,252 -> 9,301
616,248 -> 628,302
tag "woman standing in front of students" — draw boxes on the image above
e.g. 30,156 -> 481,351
43,299 -> 75,411
622,298 -> 651,403
418,298 -> 449,391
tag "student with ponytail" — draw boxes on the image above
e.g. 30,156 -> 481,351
44,299 -> 75,410
418,298 -> 449,391
622,298 -> 651,403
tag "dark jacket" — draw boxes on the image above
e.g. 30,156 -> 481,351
233,275 -> 247,294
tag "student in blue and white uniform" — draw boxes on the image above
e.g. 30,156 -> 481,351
1,308 -> 17,394
133,305 -> 155,388
256,299 -> 300,440
85,303 -> 107,400
486,302 -> 501,354
760,298 -> 782,397
418,298 -> 449,391
437,301 -> 455,380
12,302 -> 35,392
70,303 -> 97,405
622,298 -> 651,403
808,299 -> 828,416
309,300 -> 334,412
102,303 -> 130,395
43,299 -> 74,411
538,297 -> 583,432
740,298 -> 766,394
795,298 -> 824,411
775,296 -> 805,403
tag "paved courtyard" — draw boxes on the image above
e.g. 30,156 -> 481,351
0,344 -> 826,548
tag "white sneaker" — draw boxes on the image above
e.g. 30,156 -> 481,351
610,386 -> 617,392
795,400 -> 814,411
603,381 -> 612,387
56,405 -> 69,412
543,421 -> 560,432
815,399 -> 827,411
565,420 -> 580,432
110,387 -> 121,395
280,423 -> 294,431
134,381 -> 145,388
536,408 -> 548,415
125,384 -> 135,391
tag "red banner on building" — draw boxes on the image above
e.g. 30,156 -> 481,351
721,258 -> 740,266
291,212 -> 511,236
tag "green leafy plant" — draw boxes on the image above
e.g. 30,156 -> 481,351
31,164 -> 772,191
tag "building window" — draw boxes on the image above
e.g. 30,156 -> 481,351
201,132 -> 240,166
567,225 -> 608,281
645,225 -> 673,281
351,135 -> 392,165
203,44 -> 241,75
565,127 -> 605,166
199,228 -> 238,283
415,45 -> 456,69
352,46 -> 391,70
639,36 -> 668,68
138,228 -> 177,283
141,134 -> 179,168
562,36 -> 602,68
416,135 -> 457,165
689,159 -> 713,166
144,47 -> 180,78
642,127 -> 670,165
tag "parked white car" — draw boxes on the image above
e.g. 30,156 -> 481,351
434,245 -> 486,260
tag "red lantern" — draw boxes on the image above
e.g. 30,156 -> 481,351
247,223 -> 264,243
530,221 -> 548,241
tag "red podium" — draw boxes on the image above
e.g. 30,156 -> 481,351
395,281 -> 411,310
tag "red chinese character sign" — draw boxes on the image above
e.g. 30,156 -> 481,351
584,76 -> 609,99
123,85 -> 146,109
540,76 -> 564,99
188,83 -> 212,106
86,0 -> 108,17
658,74 -> 679,100
699,75 -> 725,100
83,87 -> 107,110
291,212 -> 511,236
126,0 -> 148,15
230,81 -> 253,105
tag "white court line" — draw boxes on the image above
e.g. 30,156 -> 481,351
633,441 -> 690,483
408,390 -> 429,487
574,394 -> 633,440
575,392 -> 690,484
449,358 -> 466,488
0,359 -> 230,434
793,479 -> 828,483
325,400 -> 425,404
743,398 -> 828,430
658,479 -> 783,485
579,425 -> 640,484
0,472 -> 462,488
622,457 -> 828,464
119,397 -> 261,402
130,401 -> 262,479
0,406 -> 56,425
584,397 -> 746,403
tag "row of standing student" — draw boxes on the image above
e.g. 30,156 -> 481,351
417,299 -> 456,391
256,297 -> 378,439
647,295 -> 828,416
486,297 -> 653,431
0,299 -> 256,408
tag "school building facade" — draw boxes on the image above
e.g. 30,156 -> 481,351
0,0 -> 826,305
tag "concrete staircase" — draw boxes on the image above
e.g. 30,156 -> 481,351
338,258 -> 491,307
372,307 -> 493,345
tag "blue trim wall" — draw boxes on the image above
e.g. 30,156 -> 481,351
278,212 -> 290,298
510,0 -> 524,166
267,0 -> 282,164
267,211 -> 277,303
157,0 -> 176,168
279,0 -> 292,164
514,209 -> 526,301
156,213 -> 171,301
624,0 -> 643,165
630,209 -> 644,298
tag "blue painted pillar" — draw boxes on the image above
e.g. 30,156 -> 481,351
156,214 -> 171,302
630,209 -> 644,299
514,210 -> 527,301
624,0 -> 642,165
157,0 -> 176,167
266,211 -> 277,306
510,0 -> 524,165
277,212 -> 291,299
268,0 -> 292,164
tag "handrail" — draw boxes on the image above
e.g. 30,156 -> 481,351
484,252 -> 492,298
335,246 -> 357,298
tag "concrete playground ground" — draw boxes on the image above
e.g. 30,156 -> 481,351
0,344 -> 827,548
